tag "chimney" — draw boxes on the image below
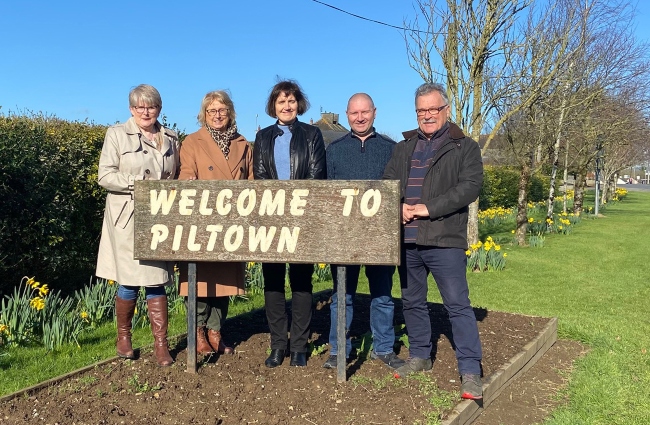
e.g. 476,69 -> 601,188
322,112 -> 339,125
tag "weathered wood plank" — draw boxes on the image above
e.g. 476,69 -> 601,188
134,180 -> 401,265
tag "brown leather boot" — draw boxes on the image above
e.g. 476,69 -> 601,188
196,326 -> 214,355
208,329 -> 234,355
146,296 -> 173,366
115,296 -> 136,359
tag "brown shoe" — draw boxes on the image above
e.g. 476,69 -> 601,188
146,296 -> 174,366
207,329 -> 233,355
196,326 -> 214,355
115,296 -> 136,359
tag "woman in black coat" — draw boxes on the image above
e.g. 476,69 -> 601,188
253,80 -> 326,367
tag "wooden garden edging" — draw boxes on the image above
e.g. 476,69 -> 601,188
442,316 -> 558,425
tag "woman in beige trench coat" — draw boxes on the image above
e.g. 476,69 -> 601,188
96,84 -> 180,366
178,90 -> 252,355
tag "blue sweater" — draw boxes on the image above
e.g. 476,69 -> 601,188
326,130 -> 395,180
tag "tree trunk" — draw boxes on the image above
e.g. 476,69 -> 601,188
573,171 -> 586,214
515,158 -> 533,246
601,178 -> 610,204
562,139 -> 571,213
467,200 -> 480,246
547,79 -> 570,221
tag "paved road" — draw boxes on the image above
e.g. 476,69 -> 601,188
618,184 -> 650,192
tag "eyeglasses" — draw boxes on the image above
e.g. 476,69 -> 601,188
206,108 -> 229,117
416,105 -> 448,116
133,105 -> 159,114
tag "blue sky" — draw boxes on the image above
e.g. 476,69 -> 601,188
1,0 -> 649,141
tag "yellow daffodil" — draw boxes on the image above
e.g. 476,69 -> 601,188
30,297 -> 45,311
107,279 -> 115,286
465,250 -> 471,256
511,230 -> 515,234
494,245 -> 501,251
0,324 -> 8,334
318,263 -> 326,269
503,253 -> 508,257
528,217 -> 534,223
39,284 -> 49,297
558,225 -> 563,230
80,311 -> 89,320
247,262 -> 255,269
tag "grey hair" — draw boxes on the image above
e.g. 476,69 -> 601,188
129,84 -> 162,109
197,90 -> 236,126
414,83 -> 449,105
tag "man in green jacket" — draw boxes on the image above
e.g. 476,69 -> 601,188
383,82 -> 484,400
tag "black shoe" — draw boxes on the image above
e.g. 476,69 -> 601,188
370,351 -> 406,370
289,351 -> 307,367
322,354 -> 338,369
265,349 -> 285,368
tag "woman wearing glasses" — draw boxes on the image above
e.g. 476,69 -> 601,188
178,90 -> 252,356
253,80 -> 326,367
96,84 -> 180,366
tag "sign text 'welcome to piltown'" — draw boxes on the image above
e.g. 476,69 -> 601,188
134,180 -> 400,265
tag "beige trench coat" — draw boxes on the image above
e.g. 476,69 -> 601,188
95,117 -> 180,286
177,126 -> 252,297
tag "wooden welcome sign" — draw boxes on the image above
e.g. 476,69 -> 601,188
133,180 -> 400,265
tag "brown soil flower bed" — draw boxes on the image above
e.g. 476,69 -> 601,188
0,291 -> 554,424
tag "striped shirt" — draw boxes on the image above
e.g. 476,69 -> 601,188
404,123 -> 449,242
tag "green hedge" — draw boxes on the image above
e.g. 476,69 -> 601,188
0,115 -> 107,296
479,166 -> 551,210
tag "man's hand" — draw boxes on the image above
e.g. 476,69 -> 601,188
402,203 -> 429,224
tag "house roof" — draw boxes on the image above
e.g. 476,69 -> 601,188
310,112 -> 348,146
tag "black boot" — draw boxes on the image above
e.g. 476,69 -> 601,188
265,349 -> 285,368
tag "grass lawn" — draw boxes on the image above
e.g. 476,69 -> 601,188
468,193 -> 650,425
2,192 -> 649,424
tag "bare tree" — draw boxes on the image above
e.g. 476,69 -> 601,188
545,0 -> 650,218
403,0 -> 584,243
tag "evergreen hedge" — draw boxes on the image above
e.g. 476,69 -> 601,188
0,115 -> 107,296
479,165 -> 551,210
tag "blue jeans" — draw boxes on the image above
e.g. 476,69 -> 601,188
117,284 -> 166,301
329,265 -> 396,357
401,245 -> 482,375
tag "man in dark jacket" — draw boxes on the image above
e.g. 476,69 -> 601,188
383,83 -> 484,400
322,93 -> 404,371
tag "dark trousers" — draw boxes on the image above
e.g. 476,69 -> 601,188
186,296 -> 229,331
401,245 -> 482,375
262,263 -> 313,352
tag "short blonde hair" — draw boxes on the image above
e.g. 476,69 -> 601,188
129,84 -> 162,108
197,90 -> 236,126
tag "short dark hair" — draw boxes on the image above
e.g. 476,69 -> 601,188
265,80 -> 310,118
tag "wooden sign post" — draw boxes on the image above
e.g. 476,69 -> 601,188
134,180 -> 400,381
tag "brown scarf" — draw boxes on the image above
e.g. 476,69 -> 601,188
205,123 -> 238,159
